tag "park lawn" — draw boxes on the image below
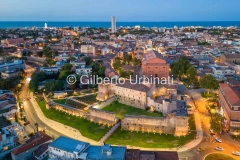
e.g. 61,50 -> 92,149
188,114 -> 196,131
53,99 -> 66,105
201,92 -> 218,99
102,102 -> 163,119
74,94 -> 98,104
37,100 -> 110,141
106,129 -> 195,148
205,153 -> 236,160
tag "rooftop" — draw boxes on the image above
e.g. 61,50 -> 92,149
49,136 -> 90,153
83,144 -> 126,160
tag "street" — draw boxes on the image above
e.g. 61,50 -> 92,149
179,87 -> 240,160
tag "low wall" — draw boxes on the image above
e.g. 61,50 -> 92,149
50,102 -> 87,118
88,107 -> 117,126
92,96 -> 116,109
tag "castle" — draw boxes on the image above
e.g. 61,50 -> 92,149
95,81 -> 190,136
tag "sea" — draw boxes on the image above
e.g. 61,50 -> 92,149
0,21 -> 240,29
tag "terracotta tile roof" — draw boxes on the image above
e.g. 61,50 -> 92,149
220,83 -> 240,106
11,132 -> 52,155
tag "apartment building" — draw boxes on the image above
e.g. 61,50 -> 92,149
218,83 -> 240,134
48,136 -> 126,160
0,122 -> 20,154
0,60 -> 25,73
11,132 -> 52,160
80,45 -> 97,55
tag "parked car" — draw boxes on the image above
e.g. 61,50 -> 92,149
197,147 -> 205,152
215,147 -> 224,151
24,121 -> 30,125
232,151 -> 240,156
215,137 -> 222,143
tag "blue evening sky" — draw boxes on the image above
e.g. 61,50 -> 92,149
0,0 -> 239,21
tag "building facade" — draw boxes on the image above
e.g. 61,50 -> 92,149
142,50 -> 169,78
111,16 -> 116,33
218,83 -> 240,134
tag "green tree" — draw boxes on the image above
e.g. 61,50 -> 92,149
29,72 -> 46,92
44,80 -> 63,94
61,63 -> 72,71
58,70 -> 71,80
43,45 -> 52,59
84,56 -> 92,65
113,58 -> 122,71
123,53 -> 132,64
97,65 -> 105,78
199,75 -> 219,93
133,57 -> 141,66
170,56 -> 191,79
186,66 -> 197,85
210,113 -> 223,134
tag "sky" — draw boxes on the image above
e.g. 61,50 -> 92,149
0,0 -> 240,21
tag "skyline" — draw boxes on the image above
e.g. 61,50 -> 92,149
1,0 -> 240,21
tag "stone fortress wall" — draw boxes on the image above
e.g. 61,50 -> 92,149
121,114 -> 189,136
88,107 -> 118,126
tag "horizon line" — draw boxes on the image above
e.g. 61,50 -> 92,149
1,20 -> 240,22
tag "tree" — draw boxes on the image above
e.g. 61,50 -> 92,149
52,50 -> 59,57
61,63 -> 72,71
170,56 -> 191,79
44,80 -> 63,94
113,59 -> 122,71
84,56 -> 92,65
186,66 -> 197,85
43,45 -> 52,59
199,75 -> 219,93
58,70 -> 71,80
97,65 -> 105,78
123,53 -> 132,64
133,57 -> 141,66
210,113 -> 223,134
29,72 -> 46,92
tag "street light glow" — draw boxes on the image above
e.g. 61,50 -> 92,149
27,77 -> 31,82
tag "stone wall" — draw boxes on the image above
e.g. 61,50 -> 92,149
121,114 -> 188,136
88,107 -> 117,126
93,96 -> 116,109
50,103 -> 87,118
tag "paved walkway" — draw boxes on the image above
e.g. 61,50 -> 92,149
30,93 -> 99,145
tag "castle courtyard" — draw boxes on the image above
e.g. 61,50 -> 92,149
102,102 -> 163,119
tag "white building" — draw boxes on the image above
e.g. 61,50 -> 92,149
111,16 -> 116,33
44,23 -> 48,29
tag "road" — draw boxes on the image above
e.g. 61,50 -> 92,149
19,64 -> 63,138
19,62 -> 98,145
178,86 -> 240,160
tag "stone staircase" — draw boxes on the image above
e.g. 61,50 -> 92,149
99,122 -> 121,143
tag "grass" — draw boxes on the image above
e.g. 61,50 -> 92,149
53,99 -> 87,110
65,99 -> 86,110
230,135 -> 240,142
74,94 -> 98,104
106,112 -> 196,148
205,153 -> 236,160
188,114 -> 196,131
37,100 -> 110,141
53,99 -> 66,105
201,92 -> 218,99
82,89 -> 98,94
102,102 -> 163,119
106,130 -> 195,148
